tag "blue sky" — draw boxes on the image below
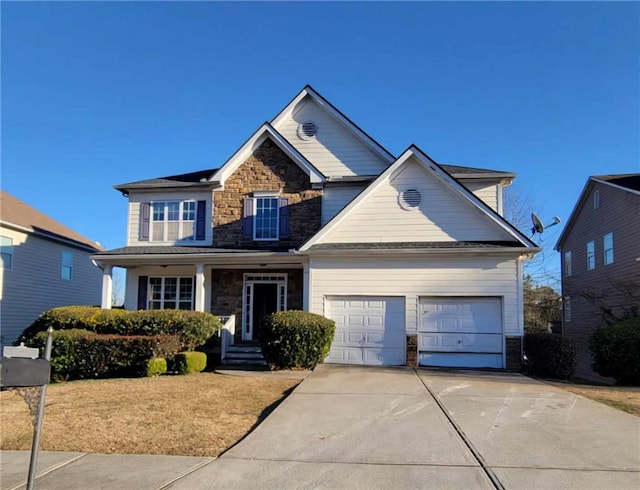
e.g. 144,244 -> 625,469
2,1 -> 639,287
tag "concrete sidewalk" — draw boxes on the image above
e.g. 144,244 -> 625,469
2,366 -> 639,489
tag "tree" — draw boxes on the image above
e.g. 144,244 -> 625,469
523,275 -> 561,330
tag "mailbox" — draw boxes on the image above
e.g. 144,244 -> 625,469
1,358 -> 51,388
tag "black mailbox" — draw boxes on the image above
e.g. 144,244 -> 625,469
1,358 -> 51,388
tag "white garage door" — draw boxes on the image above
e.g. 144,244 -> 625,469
419,297 -> 503,368
325,296 -> 405,366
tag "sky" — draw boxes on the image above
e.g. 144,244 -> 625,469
2,1 -> 639,289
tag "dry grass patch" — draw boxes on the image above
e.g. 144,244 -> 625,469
1,373 -> 299,456
549,382 -> 640,416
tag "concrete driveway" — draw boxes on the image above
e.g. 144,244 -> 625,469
170,365 -> 639,489
3,366 -> 639,489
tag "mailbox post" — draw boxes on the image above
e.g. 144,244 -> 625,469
1,327 -> 53,490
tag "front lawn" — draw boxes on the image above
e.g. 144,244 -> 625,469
549,381 -> 640,416
0,373 -> 299,456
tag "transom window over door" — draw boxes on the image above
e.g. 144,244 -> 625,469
148,277 -> 193,310
151,201 -> 196,241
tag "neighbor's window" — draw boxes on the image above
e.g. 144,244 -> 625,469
1,236 -> 13,270
151,201 -> 196,242
563,251 -> 572,277
254,197 -> 279,240
593,190 -> 600,209
61,251 -> 73,280
603,232 -> 614,265
564,297 -> 571,322
148,277 -> 193,310
586,241 -> 595,271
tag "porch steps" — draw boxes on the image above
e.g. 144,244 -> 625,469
223,344 -> 267,366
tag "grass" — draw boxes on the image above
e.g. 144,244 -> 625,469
0,373 -> 299,457
548,381 -> 640,416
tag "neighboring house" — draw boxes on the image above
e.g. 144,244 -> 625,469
0,191 -> 104,349
555,174 -> 640,380
93,86 -> 539,369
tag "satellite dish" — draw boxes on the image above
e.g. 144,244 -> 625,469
530,213 -> 561,237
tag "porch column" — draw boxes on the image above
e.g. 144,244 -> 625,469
194,264 -> 205,312
101,265 -> 113,310
303,262 -> 310,311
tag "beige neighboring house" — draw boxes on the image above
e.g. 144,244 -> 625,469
0,191 -> 104,349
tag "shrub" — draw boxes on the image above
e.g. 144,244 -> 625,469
261,310 -> 335,369
590,316 -> 640,385
172,351 -> 207,374
18,306 -> 222,351
146,358 -> 168,377
27,330 -> 181,381
523,331 -> 576,380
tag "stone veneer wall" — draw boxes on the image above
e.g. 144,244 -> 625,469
213,138 -> 322,249
210,269 -> 304,343
505,336 -> 523,371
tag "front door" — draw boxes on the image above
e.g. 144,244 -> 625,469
252,283 -> 278,341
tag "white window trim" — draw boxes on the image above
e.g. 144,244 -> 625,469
147,276 -> 194,310
242,273 -> 287,341
1,235 -> 13,270
150,200 -> 197,243
603,232 -> 614,265
252,196 -> 280,241
586,241 -> 595,271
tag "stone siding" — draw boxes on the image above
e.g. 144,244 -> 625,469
213,138 -> 322,249
406,334 -> 418,367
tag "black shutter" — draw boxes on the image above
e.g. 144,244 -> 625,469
243,198 -> 254,238
195,201 -> 206,240
139,203 -> 150,241
279,198 -> 290,239
138,276 -> 148,310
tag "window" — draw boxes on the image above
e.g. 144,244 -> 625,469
593,190 -> 600,209
603,232 -> 614,265
61,251 -> 73,280
586,241 -> 595,270
564,297 -> 571,322
563,251 -> 572,277
151,201 -> 196,241
148,277 -> 193,310
254,197 -> 279,240
1,236 -> 13,269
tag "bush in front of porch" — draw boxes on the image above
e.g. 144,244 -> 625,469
261,310 -> 335,370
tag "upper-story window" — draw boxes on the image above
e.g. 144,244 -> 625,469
564,296 -> 571,322
139,200 -> 206,243
61,251 -> 73,280
563,251 -> 572,277
593,190 -> 600,209
1,236 -> 13,270
243,193 -> 289,241
586,241 -> 595,271
603,232 -> 614,265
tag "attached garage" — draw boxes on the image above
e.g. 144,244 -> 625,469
325,296 -> 405,365
419,297 -> 503,368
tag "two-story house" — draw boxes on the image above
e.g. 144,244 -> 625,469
555,174 -> 640,380
1,191 -> 104,349
93,86 -> 539,369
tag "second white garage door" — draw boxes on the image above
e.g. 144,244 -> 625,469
419,297 -> 503,368
325,296 -> 405,365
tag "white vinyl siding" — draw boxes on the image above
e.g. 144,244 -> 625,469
461,180 -> 501,213
321,184 -> 366,225
127,191 -> 212,246
0,226 -> 102,350
277,97 -> 388,178
321,158 -> 514,243
310,256 -> 520,338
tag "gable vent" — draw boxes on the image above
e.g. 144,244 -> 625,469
399,188 -> 421,210
297,121 -> 318,140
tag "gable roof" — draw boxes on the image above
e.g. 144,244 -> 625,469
299,145 -> 538,252
555,173 -> 640,249
210,122 -> 325,185
0,191 -> 103,251
271,85 -> 395,165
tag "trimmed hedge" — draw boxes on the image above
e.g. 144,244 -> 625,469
172,351 -> 207,374
18,306 -> 222,351
261,311 -> 335,369
146,358 -> 168,377
27,329 -> 181,381
523,332 -> 576,380
590,316 -> 640,385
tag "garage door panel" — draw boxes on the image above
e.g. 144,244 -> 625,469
420,353 -> 503,369
419,333 -> 502,353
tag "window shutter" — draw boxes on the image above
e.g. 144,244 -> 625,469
243,198 -> 254,238
279,197 -> 290,239
195,201 -> 206,240
139,203 -> 150,241
137,276 -> 148,310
